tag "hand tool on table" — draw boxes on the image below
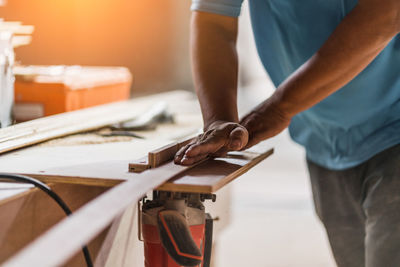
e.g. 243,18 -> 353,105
98,129 -> 145,139
111,101 -> 174,131
101,101 -> 174,139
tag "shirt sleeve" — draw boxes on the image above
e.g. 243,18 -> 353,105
191,0 -> 244,17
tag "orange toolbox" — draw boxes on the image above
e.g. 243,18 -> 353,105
13,65 -> 132,121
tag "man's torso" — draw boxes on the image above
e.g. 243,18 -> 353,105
192,0 -> 400,169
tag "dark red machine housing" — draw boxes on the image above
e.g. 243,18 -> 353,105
140,192 -> 214,267
142,223 -> 205,267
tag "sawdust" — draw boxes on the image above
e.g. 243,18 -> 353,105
37,113 -> 202,148
37,132 -> 134,147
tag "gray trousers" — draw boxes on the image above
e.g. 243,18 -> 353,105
307,144 -> 400,267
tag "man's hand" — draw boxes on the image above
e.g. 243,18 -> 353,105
240,98 -> 292,149
174,121 -> 248,165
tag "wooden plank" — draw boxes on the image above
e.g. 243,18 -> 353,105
131,138 -> 273,193
2,145 -> 272,267
0,90 -> 192,155
1,162 -> 196,267
157,149 -> 274,193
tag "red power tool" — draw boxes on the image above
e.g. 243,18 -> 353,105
140,191 -> 215,267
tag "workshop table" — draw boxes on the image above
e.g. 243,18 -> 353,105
0,91 -> 234,266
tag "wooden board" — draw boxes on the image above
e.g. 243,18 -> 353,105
128,137 -> 273,193
0,90 -> 193,155
1,162 -> 195,267
158,149 -> 274,193
0,140 -> 169,187
2,144 -> 272,267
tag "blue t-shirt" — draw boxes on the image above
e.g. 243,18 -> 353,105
191,0 -> 400,170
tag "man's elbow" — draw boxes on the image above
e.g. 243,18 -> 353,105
377,1 -> 400,36
394,9 -> 400,34
360,0 -> 400,37
385,4 -> 400,35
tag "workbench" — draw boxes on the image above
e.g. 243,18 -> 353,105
0,91 -> 272,266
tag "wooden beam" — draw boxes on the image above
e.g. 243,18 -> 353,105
148,142 -> 179,168
129,137 -> 194,172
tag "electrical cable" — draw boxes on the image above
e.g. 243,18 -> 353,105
0,173 -> 93,267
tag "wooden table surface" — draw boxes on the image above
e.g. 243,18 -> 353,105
0,91 -> 203,187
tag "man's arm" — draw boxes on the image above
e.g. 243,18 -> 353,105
175,12 -> 248,165
241,0 -> 400,147
177,0 -> 400,164
191,12 -> 239,129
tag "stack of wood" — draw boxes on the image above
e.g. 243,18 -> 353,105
0,20 -> 34,127
0,20 -> 34,48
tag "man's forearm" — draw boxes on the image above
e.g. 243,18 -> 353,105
191,12 -> 239,129
271,0 -> 400,118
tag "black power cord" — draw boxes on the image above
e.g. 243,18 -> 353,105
0,173 -> 93,267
